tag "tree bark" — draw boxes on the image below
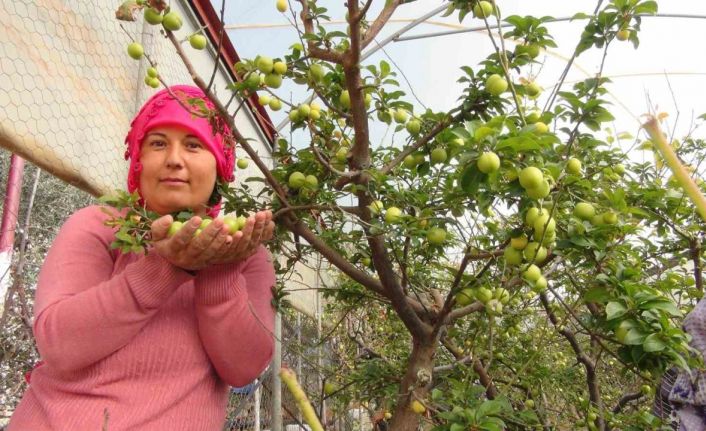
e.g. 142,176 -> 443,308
388,338 -> 437,431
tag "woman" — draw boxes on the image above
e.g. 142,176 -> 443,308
8,85 -> 276,430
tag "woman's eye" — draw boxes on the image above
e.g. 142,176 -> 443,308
150,140 -> 166,148
186,141 -> 204,150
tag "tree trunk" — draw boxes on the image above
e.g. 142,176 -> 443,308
388,338 -> 438,431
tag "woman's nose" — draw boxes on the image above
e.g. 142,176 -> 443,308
165,143 -> 185,168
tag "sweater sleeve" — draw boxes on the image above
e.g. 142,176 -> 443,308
32,206 -> 193,375
193,246 -> 276,387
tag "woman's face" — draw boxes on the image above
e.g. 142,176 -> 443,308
138,126 -> 218,215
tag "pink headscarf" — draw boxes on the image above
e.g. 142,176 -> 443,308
124,85 -> 235,217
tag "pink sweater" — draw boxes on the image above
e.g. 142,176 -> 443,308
8,205 -> 275,430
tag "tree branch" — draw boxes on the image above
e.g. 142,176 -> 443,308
361,0 -> 402,49
441,337 -> 497,399
611,391 -> 643,414
298,0 -> 345,64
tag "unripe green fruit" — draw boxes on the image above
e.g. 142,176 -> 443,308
368,200 -> 384,215
475,287 -> 493,303
298,104 -> 311,118
430,148 -> 447,164
403,154 -> 417,169
268,98 -> 282,111
533,276 -> 548,292
406,119 -> 421,136
603,211 -> 618,224
566,158 -> 582,175
256,56 -> 274,74
525,82 -> 542,97
237,159 -> 249,169
485,74 -> 508,96
573,202 -> 595,220
308,63 -> 326,82
245,72 -> 261,88
273,61 -> 287,74
385,207 -> 403,224
147,67 -> 159,78
339,90 -> 351,109
393,108 -> 408,124
519,166 -> 543,189
523,264 -> 542,282
533,213 -> 556,237
477,151 -> 500,174
144,8 -> 163,25
162,11 -> 183,31
144,76 -> 160,88
427,227 -> 447,245
473,1 -> 494,18
276,0 -> 288,13
455,288 -> 475,306
258,95 -> 271,106
304,175 -> 318,189
288,171 -> 306,189
167,221 -> 184,237
526,180 -> 550,199
534,121 -> 549,134
264,73 -> 282,88
504,247 -> 523,266
511,235 -> 528,250
523,242 -> 547,264
127,42 -> 144,60
616,29 -> 631,41
189,34 -> 208,50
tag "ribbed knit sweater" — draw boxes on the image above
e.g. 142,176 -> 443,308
8,205 -> 276,430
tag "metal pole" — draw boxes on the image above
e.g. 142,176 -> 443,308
273,4 -> 449,133
296,312 -> 302,425
394,13 -> 706,42
0,154 -> 25,312
272,311 -> 283,431
316,254 -> 325,429
254,381 -> 261,431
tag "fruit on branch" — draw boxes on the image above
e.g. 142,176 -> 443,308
472,1 -> 494,18
523,242 -> 547,264
477,151 -> 500,174
144,76 -> 160,88
485,74 -> 508,96
533,213 -> 555,237
127,42 -> 144,60
385,207 -> 403,224
258,95 -> 271,106
269,98 -> 282,111
602,211 -> 618,224
264,73 -> 282,89
288,171 -> 306,189
162,11 -> 183,31
616,29 -> 631,41
533,276 -> 548,292
573,202 -> 595,220
304,175 -> 318,190
523,264 -> 542,282
276,0 -> 288,13
519,166 -> 543,190
486,299 -> 503,315
526,180 -> 550,199
511,234 -> 528,250
516,43 -> 540,59
403,155 -> 417,169
308,63 -> 325,83
430,147 -> 448,164
455,288 -> 475,306
406,119 -> 421,136
189,34 -> 207,50
144,7 -> 163,25
393,108 -> 409,124
525,207 -> 546,226
566,158 -> 582,175
524,81 -> 542,98
256,56 -> 274,74
273,61 -> 287,75
339,90 -> 351,109
426,227 -> 447,245
147,67 -> 159,78
298,104 -> 311,118
368,200 -> 384,215
475,287 -> 493,303
237,159 -> 249,169
244,72 -> 261,88
323,382 -> 337,396
533,122 -> 549,134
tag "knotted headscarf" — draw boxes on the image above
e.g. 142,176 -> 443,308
124,85 -> 235,216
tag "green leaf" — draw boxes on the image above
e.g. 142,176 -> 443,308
606,301 -> 628,320
643,333 -> 667,352
583,287 -> 611,303
624,327 -> 649,345
640,299 -> 681,317
450,424 -> 465,431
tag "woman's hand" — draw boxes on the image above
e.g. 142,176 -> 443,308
210,210 -> 275,265
150,215 -> 233,271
